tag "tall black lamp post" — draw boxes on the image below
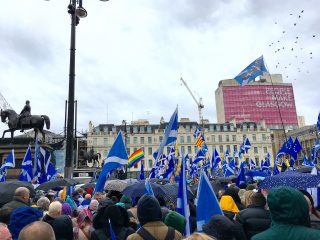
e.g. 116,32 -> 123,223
65,0 -> 108,179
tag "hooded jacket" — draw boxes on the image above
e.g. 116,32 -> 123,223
252,187 -> 320,240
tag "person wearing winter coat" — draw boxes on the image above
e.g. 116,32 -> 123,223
252,187 -> 320,240
236,192 -> 271,239
127,195 -> 182,240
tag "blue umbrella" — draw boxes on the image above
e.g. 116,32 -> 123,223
122,180 -> 168,197
258,171 -> 320,189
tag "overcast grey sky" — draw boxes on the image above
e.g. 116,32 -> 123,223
0,0 -> 319,135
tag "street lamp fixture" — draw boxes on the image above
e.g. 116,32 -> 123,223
65,0 -> 107,179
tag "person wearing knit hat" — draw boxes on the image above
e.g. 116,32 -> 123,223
164,211 -> 186,234
127,195 -> 182,240
202,215 -> 236,240
9,206 -> 43,239
120,195 -> 133,210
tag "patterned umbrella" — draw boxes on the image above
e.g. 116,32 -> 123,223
104,179 -> 128,192
258,171 -> 320,189
122,180 -> 168,197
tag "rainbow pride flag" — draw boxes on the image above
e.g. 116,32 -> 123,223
128,148 -> 145,168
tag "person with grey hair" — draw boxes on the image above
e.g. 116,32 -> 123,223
2,187 -> 30,211
42,201 -> 62,226
36,197 -> 50,215
18,221 -> 55,240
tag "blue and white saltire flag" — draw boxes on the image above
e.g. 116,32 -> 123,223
249,158 -> 256,170
244,138 -> 251,153
202,143 -> 209,154
224,159 -> 235,177
224,148 -> 230,160
108,219 -> 117,240
0,149 -> 15,182
311,146 -> 319,165
315,139 -> 320,153
151,107 -> 178,177
234,55 -> 268,86
236,162 -> 246,187
290,138 -> 302,161
144,178 -> 155,196
317,112 -> 320,132
273,164 -> 280,175
190,160 -> 198,178
19,146 -> 33,182
35,147 -> 51,184
221,159 -> 228,175
47,162 -> 57,181
94,131 -> 128,193
265,152 -> 271,166
193,149 -> 205,164
308,167 -> 320,208
211,148 -> 221,171
302,154 -> 314,167
176,154 -> 190,236
193,127 -> 201,138
196,171 -> 223,231
261,160 -> 271,175
238,144 -> 245,159
163,148 -> 175,178
139,163 -> 145,180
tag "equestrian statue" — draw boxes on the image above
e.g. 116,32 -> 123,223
1,100 -> 50,143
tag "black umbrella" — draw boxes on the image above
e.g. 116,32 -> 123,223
0,181 -> 35,206
36,178 -> 79,191
161,183 -> 195,199
191,180 -> 222,195
122,180 -> 168,197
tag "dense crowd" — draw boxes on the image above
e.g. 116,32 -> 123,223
1,180 -> 320,240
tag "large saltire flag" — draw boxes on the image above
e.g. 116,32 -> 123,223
193,149 -> 205,164
0,149 -> 15,182
152,107 -> 178,176
196,171 -> 223,231
176,154 -> 191,236
234,55 -> 268,86
224,158 -> 235,177
127,148 -> 145,168
19,146 -> 33,182
211,148 -> 221,171
94,131 -> 128,193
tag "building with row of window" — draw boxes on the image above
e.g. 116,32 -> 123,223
86,118 -> 274,175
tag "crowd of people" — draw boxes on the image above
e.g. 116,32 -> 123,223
1,179 -> 320,240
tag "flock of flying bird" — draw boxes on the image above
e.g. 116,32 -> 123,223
268,10 -> 316,80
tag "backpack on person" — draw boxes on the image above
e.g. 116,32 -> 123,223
137,226 -> 175,240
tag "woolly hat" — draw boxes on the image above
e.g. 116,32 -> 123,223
120,195 -> 133,209
202,215 -> 236,240
9,207 -> 43,239
137,195 -> 162,226
164,211 -> 186,234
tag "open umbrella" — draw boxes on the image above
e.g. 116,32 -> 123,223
191,180 -> 222,195
0,181 -> 35,206
36,178 -> 79,191
122,180 -> 168,197
161,183 -> 194,199
258,171 -> 320,189
105,179 -> 129,192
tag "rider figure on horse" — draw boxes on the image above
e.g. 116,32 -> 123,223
18,100 -> 31,132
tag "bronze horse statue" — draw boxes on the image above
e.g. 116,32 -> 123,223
79,149 -> 101,167
1,109 -> 50,142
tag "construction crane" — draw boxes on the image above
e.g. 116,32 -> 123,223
180,77 -> 204,125
0,92 -> 12,110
